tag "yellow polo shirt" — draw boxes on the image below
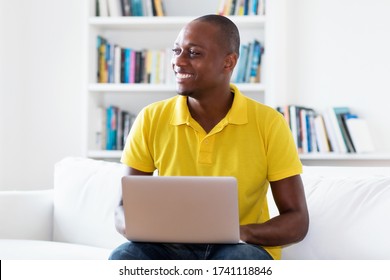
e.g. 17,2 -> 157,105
121,84 -> 302,259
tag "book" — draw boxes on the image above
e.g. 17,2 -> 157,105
323,107 -> 348,153
322,110 -> 338,153
232,44 -> 248,83
121,0 -> 131,16
332,107 -> 356,153
345,117 -> 375,153
122,111 -> 136,146
130,50 -> 137,83
250,0 -> 259,15
218,0 -> 227,15
276,105 -> 290,130
221,0 -> 232,15
230,0 -> 238,15
299,108 -> 309,153
302,108 -> 317,153
95,106 -> 107,150
97,36 -> 108,83
106,42 -> 114,83
288,105 -> 299,149
258,0 -> 266,15
116,107 -> 123,150
244,42 -> 254,83
98,0 -> 109,16
249,40 -> 263,83
339,112 -> 357,153
106,106 -> 117,150
131,0 -> 144,16
135,50 -> 143,83
295,106 -> 316,153
333,107 -> 355,153
114,45 -> 121,83
153,0 -> 165,16
123,48 -> 131,83
121,111 -> 131,147
143,0 -> 154,16
107,0 -> 122,17
313,114 -> 331,153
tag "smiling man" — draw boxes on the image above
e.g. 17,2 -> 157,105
109,14 -> 309,260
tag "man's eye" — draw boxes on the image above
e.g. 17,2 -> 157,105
189,50 -> 200,56
172,48 -> 181,55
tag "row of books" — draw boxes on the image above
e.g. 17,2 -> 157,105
97,35 -> 263,84
97,36 -> 174,84
218,0 -> 266,16
277,105 -> 375,154
96,0 -> 166,17
231,39 -> 264,84
94,105 -> 137,151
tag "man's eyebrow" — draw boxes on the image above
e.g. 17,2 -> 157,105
173,42 -> 204,48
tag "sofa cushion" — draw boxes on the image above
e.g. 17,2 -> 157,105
53,157 -> 128,249
282,166 -> 390,259
0,239 -> 111,260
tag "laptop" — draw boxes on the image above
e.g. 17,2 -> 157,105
121,176 -> 240,244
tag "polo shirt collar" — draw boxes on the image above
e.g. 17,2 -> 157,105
170,84 -> 248,126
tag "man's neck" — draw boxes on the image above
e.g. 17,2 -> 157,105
187,90 -> 234,133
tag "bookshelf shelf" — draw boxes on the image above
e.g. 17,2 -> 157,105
88,83 -> 265,93
87,150 -> 123,159
88,15 -> 265,30
88,83 -> 176,93
300,153 -> 390,166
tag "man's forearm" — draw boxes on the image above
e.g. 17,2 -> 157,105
239,210 -> 309,247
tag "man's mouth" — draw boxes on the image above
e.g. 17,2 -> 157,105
175,72 -> 194,79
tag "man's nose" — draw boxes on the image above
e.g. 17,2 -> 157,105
172,52 -> 188,67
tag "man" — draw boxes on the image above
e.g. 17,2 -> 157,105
110,14 -> 309,260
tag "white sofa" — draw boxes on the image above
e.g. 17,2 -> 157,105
1,157 -> 389,260
0,157 -> 128,259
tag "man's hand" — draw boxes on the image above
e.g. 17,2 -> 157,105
239,175 -> 309,246
114,204 -> 126,237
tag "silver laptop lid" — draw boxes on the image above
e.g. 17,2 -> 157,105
121,176 -> 239,244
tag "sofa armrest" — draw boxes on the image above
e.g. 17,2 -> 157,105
0,189 -> 54,241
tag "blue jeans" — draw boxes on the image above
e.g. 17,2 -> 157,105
109,242 -> 273,260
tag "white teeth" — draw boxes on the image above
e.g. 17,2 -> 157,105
176,73 -> 193,79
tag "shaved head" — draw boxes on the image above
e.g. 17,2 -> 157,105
191,14 -> 240,57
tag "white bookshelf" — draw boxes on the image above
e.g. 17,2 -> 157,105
85,0 -> 268,159
85,1 -> 390,167
300,153 -> 390,167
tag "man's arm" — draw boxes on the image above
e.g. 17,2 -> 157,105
114,166 -> 153,237
239,174 -> 309,246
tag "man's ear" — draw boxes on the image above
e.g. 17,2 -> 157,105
224,53 -> 238,71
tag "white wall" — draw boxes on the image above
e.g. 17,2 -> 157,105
284,0 -> 390,152
0,0 -> 86,190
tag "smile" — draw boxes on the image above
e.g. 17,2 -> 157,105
176,73 -> 194,79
